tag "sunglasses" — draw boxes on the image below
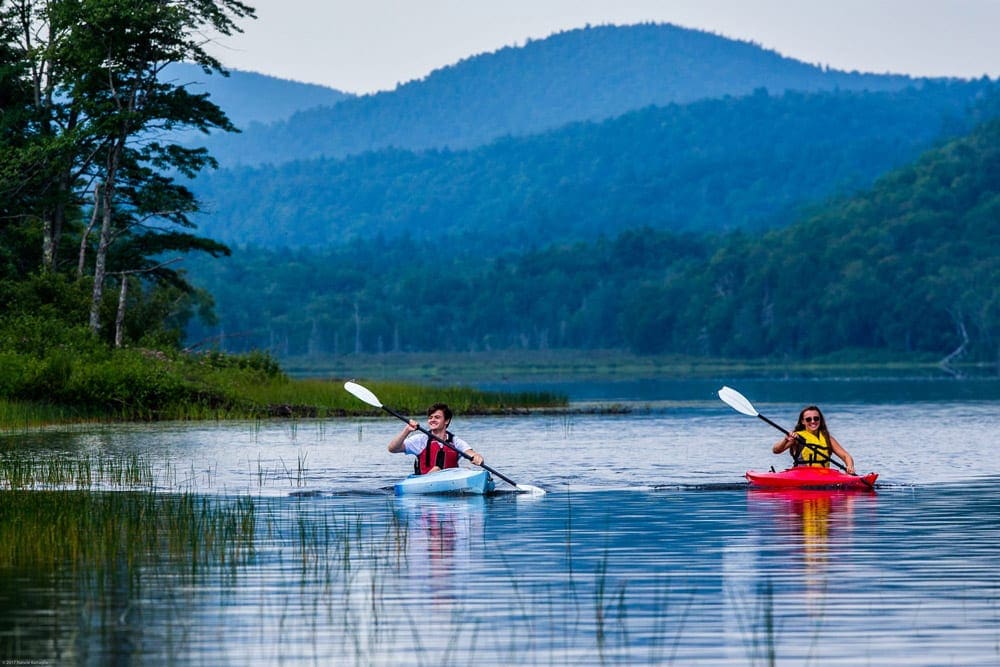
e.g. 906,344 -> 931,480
803,416 -> 821,423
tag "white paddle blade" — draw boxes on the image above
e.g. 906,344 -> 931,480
718,386 -> 759,417
343,381 -> 383,408
516,484 -> 547,496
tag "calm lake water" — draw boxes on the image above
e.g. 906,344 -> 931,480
1,378 -> 998,665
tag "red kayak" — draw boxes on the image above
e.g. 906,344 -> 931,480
746,466 -> 878,490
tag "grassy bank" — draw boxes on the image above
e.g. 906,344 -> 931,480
0,375 -> 567,430
0,346 -> 567,430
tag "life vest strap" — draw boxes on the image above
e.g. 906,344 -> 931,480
414,431 -> 458,474
791,435 -> 834,467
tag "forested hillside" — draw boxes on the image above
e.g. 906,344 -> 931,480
192,80 -> 999,252
187,119 -> 999,364
199,23 -> 919,166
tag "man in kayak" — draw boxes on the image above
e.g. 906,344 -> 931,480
772,405 -> 857,474
387,403 -> 485,474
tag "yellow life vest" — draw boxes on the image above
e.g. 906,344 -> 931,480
795,430 -> 831,467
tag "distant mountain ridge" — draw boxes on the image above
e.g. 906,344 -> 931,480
199,22 -> 921,167
192,80 -> 998,252
161,63 -> 351,128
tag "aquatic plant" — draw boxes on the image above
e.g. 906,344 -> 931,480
0,451 -> 155,491
0,491 -> 256,574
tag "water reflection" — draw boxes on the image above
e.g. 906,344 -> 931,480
747,488 -> 877,616
393,495 -> 486,607
4,392 -> 999,664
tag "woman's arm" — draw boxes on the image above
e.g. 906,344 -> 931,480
773,433 -> 798,454
830,436 -> 856,474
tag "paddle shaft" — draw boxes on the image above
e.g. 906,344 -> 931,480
381,404 -> 521,488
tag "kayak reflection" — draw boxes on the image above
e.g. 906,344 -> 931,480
748,488 -> 877,615
393,496 -> 487,606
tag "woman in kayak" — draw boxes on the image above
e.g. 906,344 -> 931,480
772,405 -> 856,474
388,402 -> 484,474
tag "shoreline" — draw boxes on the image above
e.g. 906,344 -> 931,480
280,349 -> 996,383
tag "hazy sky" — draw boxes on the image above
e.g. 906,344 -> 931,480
208,0 -> 1000,93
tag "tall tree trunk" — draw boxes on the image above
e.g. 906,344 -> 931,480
90,126 -> 125,333
89,171 -> 116,334
114,275 -> 128,347
88,192 -> 113,333
40,174 -> 69,272
78,183 -> 101,277
41,212 -> 57,272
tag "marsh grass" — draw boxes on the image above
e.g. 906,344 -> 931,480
236,377 -> 566,416
0,398 -> 103,430
0,376 -> 566,430
0,491 -> 256,574
0,451 -> 155,490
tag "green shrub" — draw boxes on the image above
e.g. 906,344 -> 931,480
0,273 -> 90,324
61,351 -> 189,416
197,350 -> 285,379
0,314 -> 104,358
34,350 -> 74,397
0,352 -> 41,398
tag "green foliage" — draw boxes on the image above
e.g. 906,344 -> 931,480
194,81 -> 1000,254
626,119 -> 1000,360
58,351 -> 188,415
188,120 -> 1000,363
1,0 -> 252,345
0,273 -> 92,327
0,312 -> 103,359
0,352 -> 40,398
197,349 -> 284,378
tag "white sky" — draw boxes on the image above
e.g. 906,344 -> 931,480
208,0 -> 1000,93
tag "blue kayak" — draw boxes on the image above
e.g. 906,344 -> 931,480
394,468 -> 495,496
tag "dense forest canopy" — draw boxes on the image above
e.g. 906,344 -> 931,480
187,119 -> 999,364
192,80 -> 1000,253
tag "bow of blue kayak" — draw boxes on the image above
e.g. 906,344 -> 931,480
394,468 -> 496,496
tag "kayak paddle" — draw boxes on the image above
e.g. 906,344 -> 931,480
344,381 -> 546,495
717,385 -> 873,487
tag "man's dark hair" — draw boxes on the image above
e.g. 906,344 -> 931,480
427,402 -> 453,422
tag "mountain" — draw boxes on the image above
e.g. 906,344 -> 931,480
199,22 -> 920,167
161,63 -> 351,129
185,119 -> 1000,361
620,117 -> 1000,358
190,80 -> 999,252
